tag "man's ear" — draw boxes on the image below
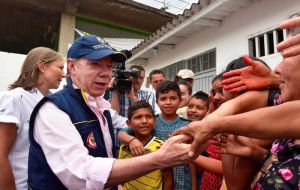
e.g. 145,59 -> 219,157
67,58 -> 76,74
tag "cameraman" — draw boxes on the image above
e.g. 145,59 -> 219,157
108,65 -> 157,118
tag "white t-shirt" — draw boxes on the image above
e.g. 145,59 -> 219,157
0,87 -> 44,190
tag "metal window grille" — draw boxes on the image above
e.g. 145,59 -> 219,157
161,48 -> 216,80
248,28 -> 287,57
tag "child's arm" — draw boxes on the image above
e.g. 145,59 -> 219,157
214,135 -> 269,190
118,130 -> 146,156
189,162 -> 198,190
162,168 -> 174,190
193,155 -> 223,175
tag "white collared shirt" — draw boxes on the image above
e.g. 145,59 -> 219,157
34,93 -> 127,189
0,87 -> 44,190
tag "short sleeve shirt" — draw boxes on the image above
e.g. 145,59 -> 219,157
154,115 -> 191,190
0,87 -> 44,190
119,115 -> 192,190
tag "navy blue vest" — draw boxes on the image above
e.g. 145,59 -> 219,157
28,78 -> 116,190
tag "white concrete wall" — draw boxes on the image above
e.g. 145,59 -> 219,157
0,51 -> 67,92
0,52 -> 26,91
138,0 -> 300,78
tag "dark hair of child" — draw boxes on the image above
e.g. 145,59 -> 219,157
190,91 -> 209,108
224,56 -> 271,95
156,80 -> 181,100
127,100 -> 155,120
177,79 -> 192,95
225,56 -> 270,72
212,71 -> 225,84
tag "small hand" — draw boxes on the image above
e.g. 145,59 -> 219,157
126,86 -> 138,102
129,138 -> 146,156
108,77 -> 115,88
212,135 -> 254,158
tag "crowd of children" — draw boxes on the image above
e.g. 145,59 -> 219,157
117,73 -> 214,190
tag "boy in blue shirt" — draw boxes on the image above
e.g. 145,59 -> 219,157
119,80 -> 197,190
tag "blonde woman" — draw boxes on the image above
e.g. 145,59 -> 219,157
0,47 -> 65,190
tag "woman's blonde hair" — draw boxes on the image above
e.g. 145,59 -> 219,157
9,47 -> 63,90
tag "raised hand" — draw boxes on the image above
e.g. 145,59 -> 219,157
221,55 -> 278,94
277,16 -> 300,58
129,138 -> 146,156
126,86 -> 138,102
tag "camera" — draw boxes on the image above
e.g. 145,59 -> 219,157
113,68 -> 140,94
112,50 -> 140,93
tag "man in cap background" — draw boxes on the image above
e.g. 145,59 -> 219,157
27,35 -> 190,190
176,69 -> 195,86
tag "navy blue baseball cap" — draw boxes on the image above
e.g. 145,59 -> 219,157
67,35 -> 127,63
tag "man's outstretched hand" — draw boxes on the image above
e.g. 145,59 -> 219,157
172,120 -> 215,159
155,134 -> 191,167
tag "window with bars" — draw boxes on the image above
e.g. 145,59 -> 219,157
161,49 -> 216,80
248,28 -> 287,57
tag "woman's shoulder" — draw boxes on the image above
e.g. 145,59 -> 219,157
0,87 -> 24,100
0,87 -> 39,104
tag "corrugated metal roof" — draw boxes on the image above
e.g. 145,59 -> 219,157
128,0 -> 255,63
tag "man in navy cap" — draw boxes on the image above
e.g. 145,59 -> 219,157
27,35 -> 191,190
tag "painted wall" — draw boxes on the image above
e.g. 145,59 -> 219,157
0,51 -> 67,92
137,0 -> 299,79
0,52 -> 26,91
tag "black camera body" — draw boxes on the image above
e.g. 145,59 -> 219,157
112,50 -> 140,93
113,69 -> 140,94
